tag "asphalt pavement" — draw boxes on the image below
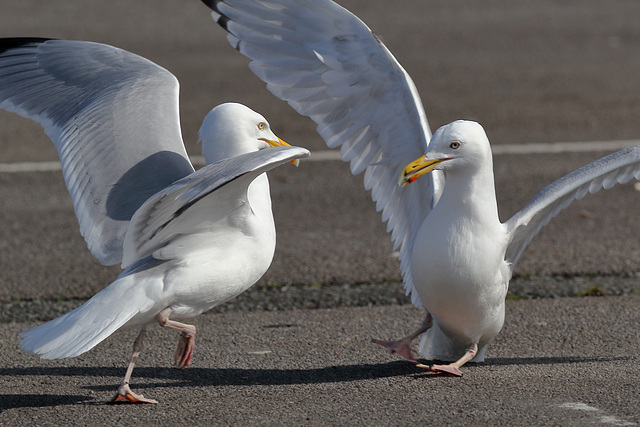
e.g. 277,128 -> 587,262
1,0 -> 640,425
2,299 -> 640,425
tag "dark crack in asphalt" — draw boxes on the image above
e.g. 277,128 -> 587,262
2,274 -> 639,324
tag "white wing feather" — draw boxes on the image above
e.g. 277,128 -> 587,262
203,0 -> 441,306
122,146 -> 310,268
0,38 -> 194,265
504,146 -> 640,269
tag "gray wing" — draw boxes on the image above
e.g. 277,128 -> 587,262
0,38 -> 194,265
122,145 -> 310,268
504,145 -> 640,269
202,0 -> 440,306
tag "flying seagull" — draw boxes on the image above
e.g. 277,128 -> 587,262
0,38 -> 309,402
201,0 -> 640,375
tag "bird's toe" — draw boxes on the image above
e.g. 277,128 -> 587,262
110,383 -> 158,404
174,332 -> 196,369
372,338 -> 417,362
416,363 -> 464,377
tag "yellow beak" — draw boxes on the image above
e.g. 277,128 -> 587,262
259,137 -> 300,166
398,156 -> 451,187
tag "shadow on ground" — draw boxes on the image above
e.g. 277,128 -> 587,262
1,354 -> 630,411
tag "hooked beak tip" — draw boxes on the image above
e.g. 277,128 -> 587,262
399,157 -> 450,187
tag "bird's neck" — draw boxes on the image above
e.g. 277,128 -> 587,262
438,164 -> 500,225
247,173 -> 275,234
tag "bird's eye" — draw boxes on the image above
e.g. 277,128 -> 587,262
258,122 -> 266,130
450,141 -> 461,149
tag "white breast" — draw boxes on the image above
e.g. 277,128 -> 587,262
411,202 -> 509,346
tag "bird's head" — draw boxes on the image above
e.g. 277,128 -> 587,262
398,120 -> 492,186
199,102 -> 298,165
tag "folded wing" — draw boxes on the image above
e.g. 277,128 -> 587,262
122,145 -> 310,268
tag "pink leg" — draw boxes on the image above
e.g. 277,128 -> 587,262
110,328 -> 159,404
416,342 -> 478,377
372,313 -> 432,362
156,307 -> 197,369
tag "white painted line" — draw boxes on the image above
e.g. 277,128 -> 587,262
190,150 -> 343,165
1,139 -> 638,174
558,402 -> 636,426
0,161 -> 62,173
558,402 -> 599,412
304,150 -> 342,162
246,350 -> 272,355
492,139 -> 640,155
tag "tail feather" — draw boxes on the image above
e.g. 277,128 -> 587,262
20,275 -> 157,359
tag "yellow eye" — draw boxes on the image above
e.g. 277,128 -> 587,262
450,141 -> 461,149
258,122 -> 266,130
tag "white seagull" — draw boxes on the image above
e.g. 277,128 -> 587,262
201,0 -> 640,375
0,38 -> 309,402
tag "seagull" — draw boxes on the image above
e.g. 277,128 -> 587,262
0,38 -> 309,402
201,0 -> 640,375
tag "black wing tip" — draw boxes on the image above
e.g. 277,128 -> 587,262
218,15 -> 231,32
200,0 -> 231,32
201,0 -> 223,13
0,37 -> 55,55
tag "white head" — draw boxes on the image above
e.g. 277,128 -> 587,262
199,102 -> 293,164
399,120 -> 493,186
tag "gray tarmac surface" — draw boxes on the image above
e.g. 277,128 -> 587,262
1,0 -> 640,425
2,299 -> 640,426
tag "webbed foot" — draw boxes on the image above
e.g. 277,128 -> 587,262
416,363 -> 463,377
372,338 -> 417,362
110,382 -> 158,404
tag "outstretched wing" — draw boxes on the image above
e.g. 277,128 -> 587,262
202,0 -> 441,306
0,38 -> 194,265
504,146 -> 640,269
122,145 -> 310,268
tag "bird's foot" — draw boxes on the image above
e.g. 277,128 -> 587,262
110,383 -> 158,404
175,331 -> 195,369
416,363 -> 463,377
372,338 -> 417,362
